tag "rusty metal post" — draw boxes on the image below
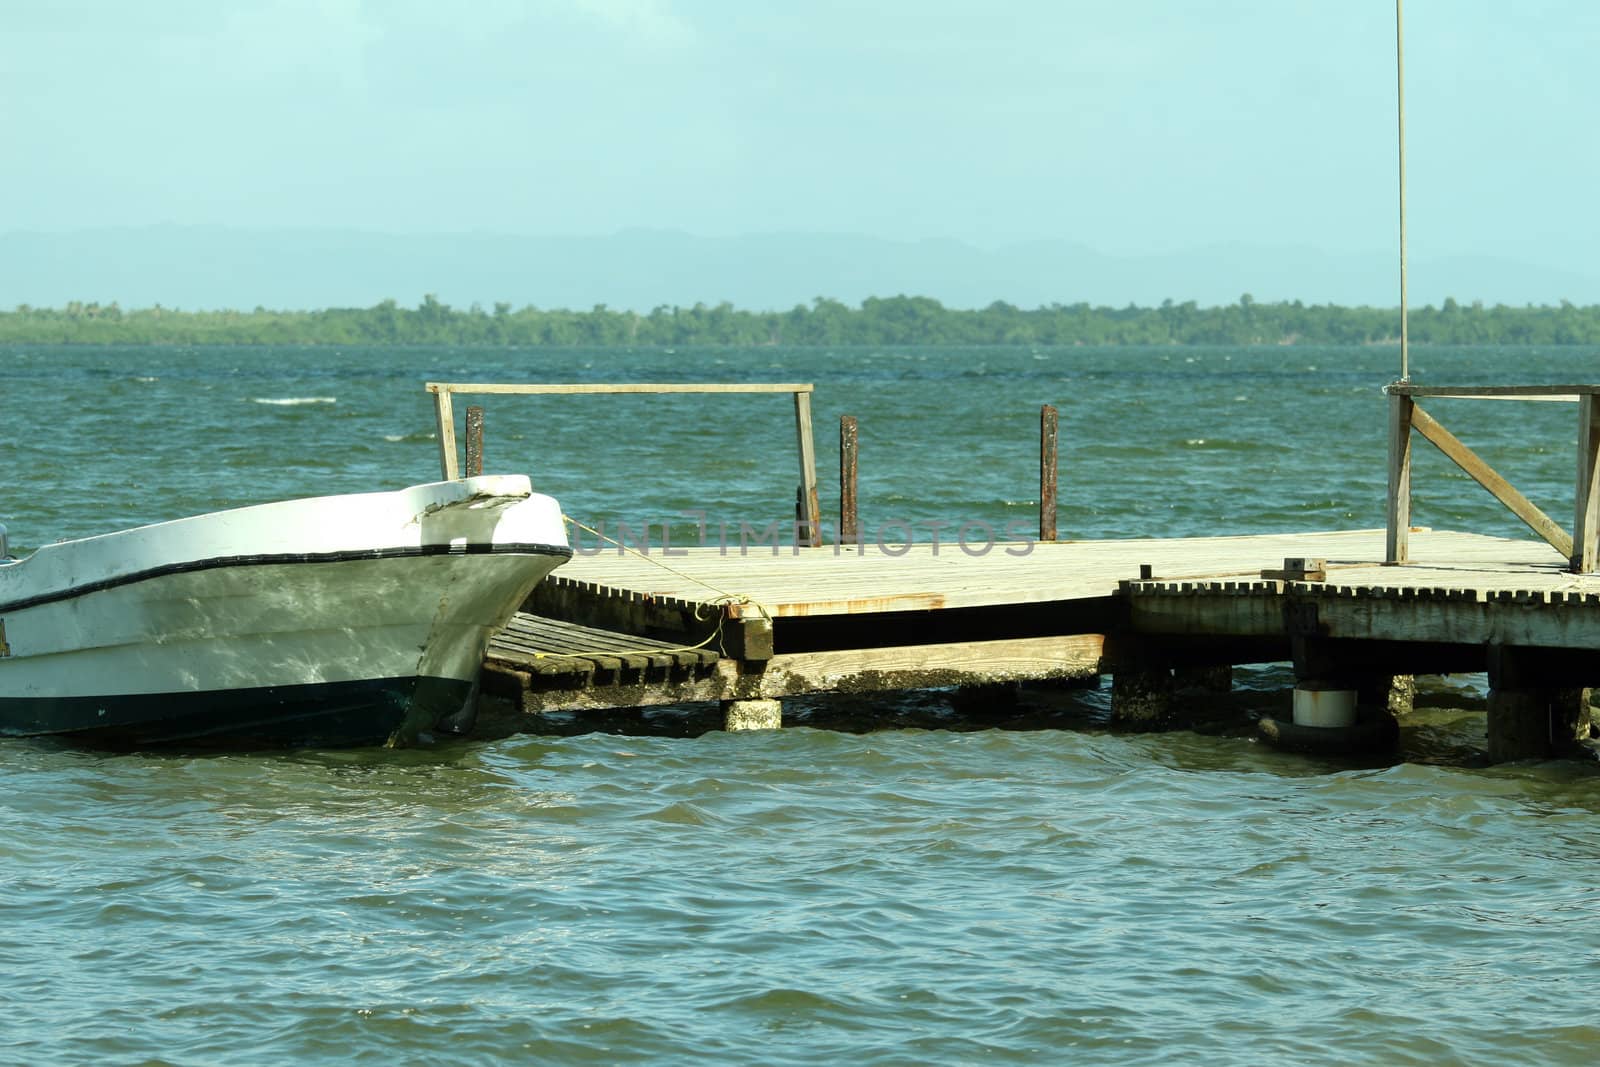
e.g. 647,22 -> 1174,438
1040,404 -> 1059,542
840,415 -> 859,545
464,405 -> 485,478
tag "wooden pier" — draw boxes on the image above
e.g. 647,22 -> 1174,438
483,527 -> 1599,760
437,379 -> 1600,762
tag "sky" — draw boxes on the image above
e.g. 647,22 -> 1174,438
3,0 -> 1598,305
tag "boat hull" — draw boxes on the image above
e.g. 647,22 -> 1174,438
0,476 -> 570,746
2,676 -> 468,748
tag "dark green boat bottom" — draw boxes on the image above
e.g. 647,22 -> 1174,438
0,675 -> 476,748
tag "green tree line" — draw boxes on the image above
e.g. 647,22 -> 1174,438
4,293 -> 1600,346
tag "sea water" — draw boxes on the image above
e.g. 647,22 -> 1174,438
2,344 -> 1598,1063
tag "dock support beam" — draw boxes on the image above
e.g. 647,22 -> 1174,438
1110,667 -> 1174,730
1486,647 -> 1595,761
1289,638 -> 1403,737
723,699 -> 782,731
1486,689 -> 1552,763
1488,687 -> 1594,762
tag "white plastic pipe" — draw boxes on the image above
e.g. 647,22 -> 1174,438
1293,686 -> 1358,728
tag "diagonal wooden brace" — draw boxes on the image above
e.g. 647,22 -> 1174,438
1409,402 -> 1573,560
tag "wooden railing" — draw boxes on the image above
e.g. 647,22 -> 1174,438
1385,383 -> 1600,572
424,381 -> 822,545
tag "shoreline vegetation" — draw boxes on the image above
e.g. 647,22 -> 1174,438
5,293 -> 1600,346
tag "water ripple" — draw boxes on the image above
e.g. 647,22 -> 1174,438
7,345 -> 1600,1062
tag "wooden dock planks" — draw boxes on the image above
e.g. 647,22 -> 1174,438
485,526 -> 1600,723
549,528 -> 1583,619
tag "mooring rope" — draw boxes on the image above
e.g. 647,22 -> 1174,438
561,513 -> 768,617
501,513 -> 772,662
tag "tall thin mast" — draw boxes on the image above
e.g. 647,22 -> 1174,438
1396,0 -> 1410,381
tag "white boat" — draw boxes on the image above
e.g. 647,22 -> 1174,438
0,475 -> 570,746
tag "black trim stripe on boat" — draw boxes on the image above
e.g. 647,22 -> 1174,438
0,542 -> 573,614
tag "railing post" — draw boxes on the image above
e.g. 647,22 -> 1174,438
431,385 -> 460,481
1040,404 -> 1059,542
1385,389 -> 1413,563
464,406 -> 485,478
1575,394 -> 1600,573
839,415 -> 859,546
793,390 -> 821,547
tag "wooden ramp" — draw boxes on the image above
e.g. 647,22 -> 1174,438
485,613 -> 728,713
489,612 -> 717,675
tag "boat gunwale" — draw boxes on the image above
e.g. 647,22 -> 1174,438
0,542 -> 572,615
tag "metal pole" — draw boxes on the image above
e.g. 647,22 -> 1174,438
1396,0 -> 1410,382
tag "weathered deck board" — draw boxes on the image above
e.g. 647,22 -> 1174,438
551,528 -> 1585,619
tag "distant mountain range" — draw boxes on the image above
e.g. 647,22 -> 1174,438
2,226 -> 1595,312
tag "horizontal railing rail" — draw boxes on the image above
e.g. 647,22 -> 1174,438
424,382 -> 822,546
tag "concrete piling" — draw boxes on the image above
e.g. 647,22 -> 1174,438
1110,667 -> 1174,729
723,699 -> 782,731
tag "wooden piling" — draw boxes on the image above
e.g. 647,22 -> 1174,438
840,415 -> 859,545
1040,404 -> 1059,542
1574,395 -> 1600,572
464,406 -> 485,478
1385,391 -> 1413,563
793,391 -> 821,547
1487,688 -> 1551,762
1110,667 -> 1173,730
431,388 -> 459,480
1486,644 -> 1555,761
